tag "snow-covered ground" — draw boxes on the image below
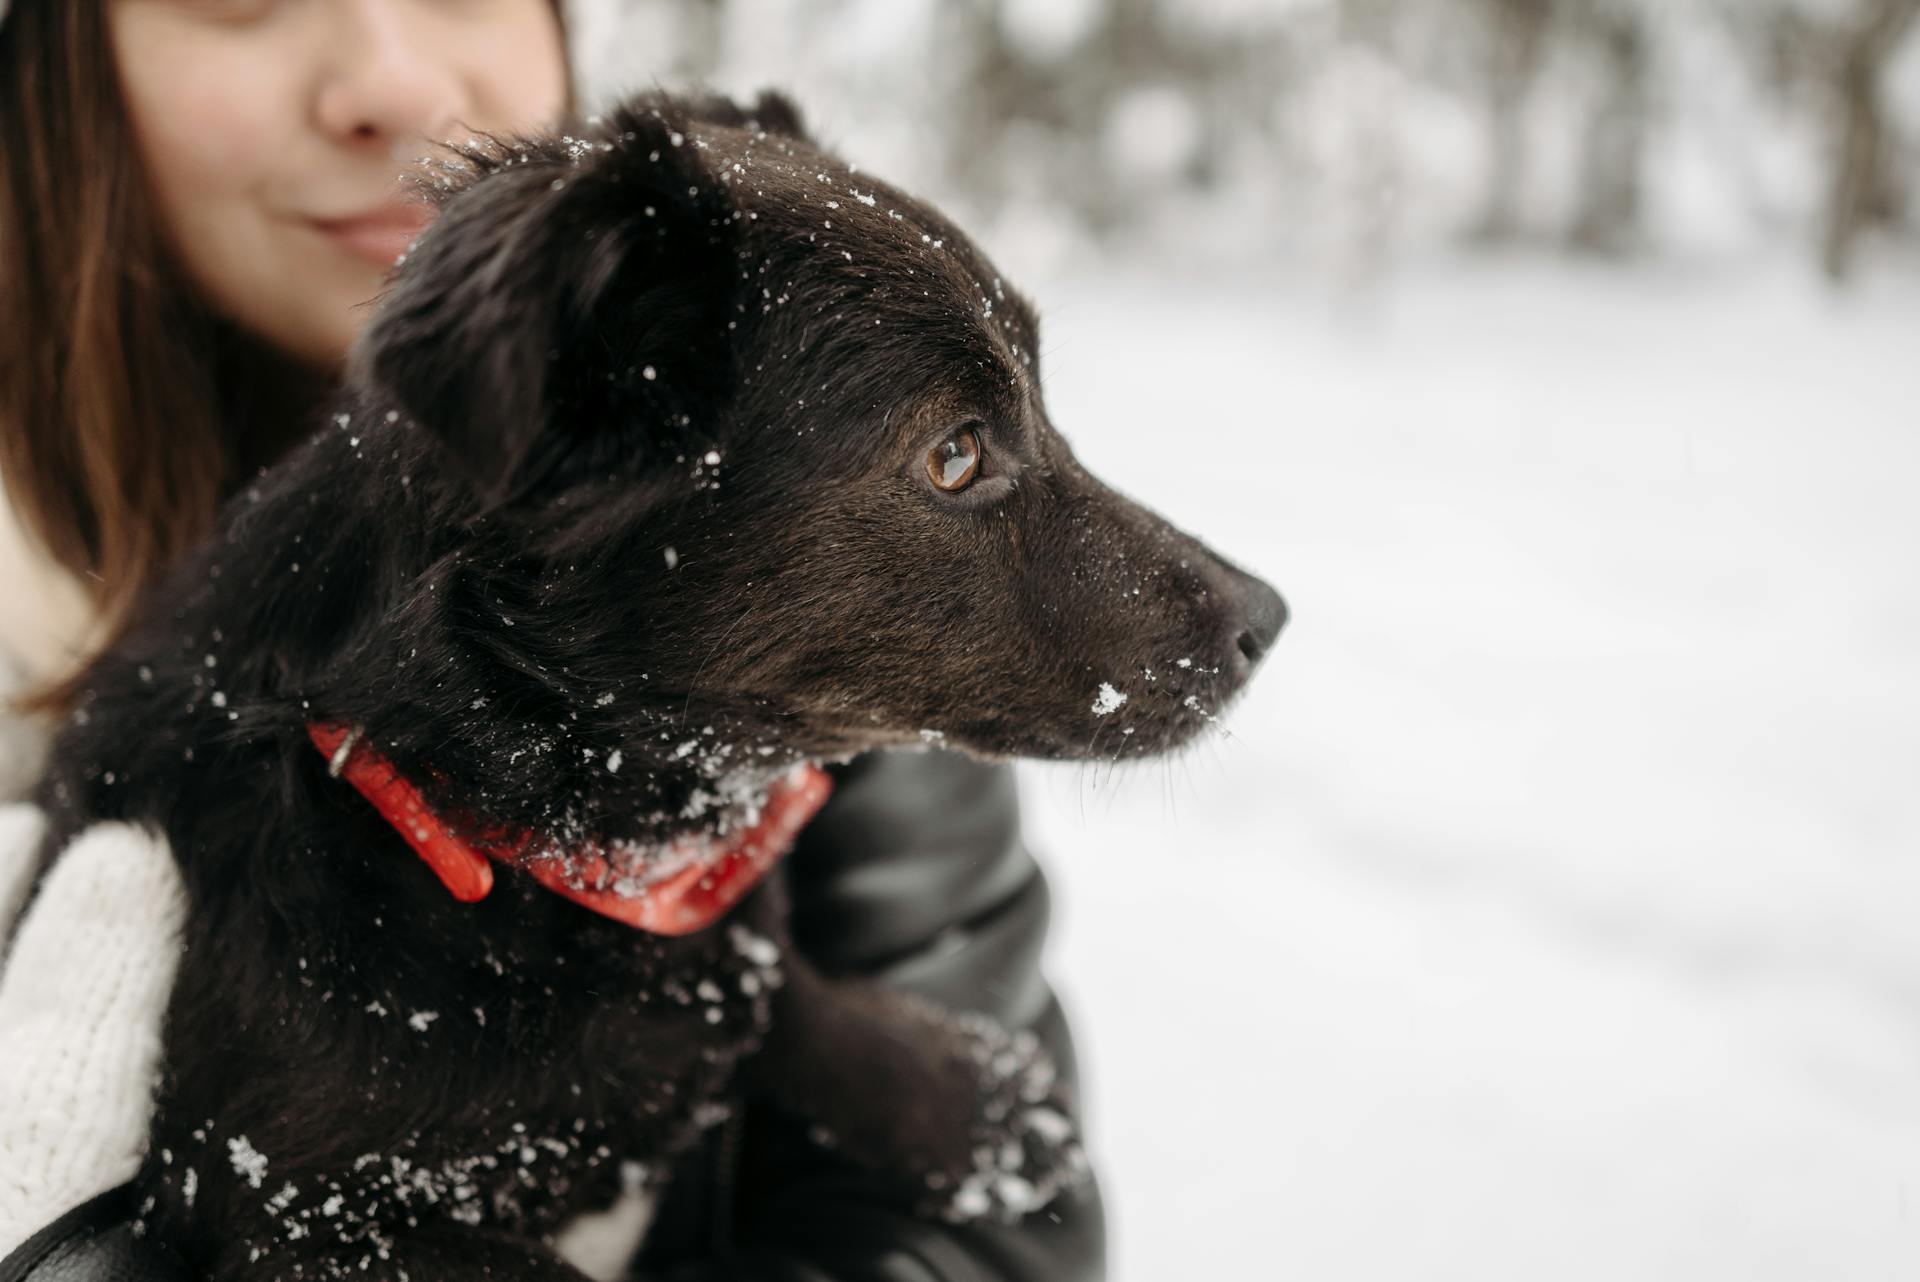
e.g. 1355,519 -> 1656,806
1017,260 -> 1920,1282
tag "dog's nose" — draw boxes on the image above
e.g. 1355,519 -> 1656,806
1228,573 -> 1287,674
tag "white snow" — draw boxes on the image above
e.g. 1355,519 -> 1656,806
227,1135 -> 269,1190
1022,261 -> 1920,1282
1090,683 -> 1128,717
728,923 -> 781,969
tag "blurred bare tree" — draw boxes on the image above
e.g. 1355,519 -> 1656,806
1567,2 -> 1651,255
1731,0 -> 1920,279
1821,0 -> 1920,278
1471,0 -> 1554,243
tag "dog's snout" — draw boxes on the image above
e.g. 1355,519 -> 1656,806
1227,574 -> 1287,674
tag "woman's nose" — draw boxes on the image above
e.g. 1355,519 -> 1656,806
311,1 -> 470,150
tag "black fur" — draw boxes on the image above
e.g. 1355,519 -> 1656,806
33,91 -> 1284,1281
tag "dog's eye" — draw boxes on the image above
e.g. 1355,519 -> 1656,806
927,426 -> 982,492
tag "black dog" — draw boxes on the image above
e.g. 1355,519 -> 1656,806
32,91 -> 1285,1281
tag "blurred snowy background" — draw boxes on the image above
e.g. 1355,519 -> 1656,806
572,2 -> 1920,1278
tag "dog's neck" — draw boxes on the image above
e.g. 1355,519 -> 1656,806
309,721 -> 832,934
321,663 -> 825,851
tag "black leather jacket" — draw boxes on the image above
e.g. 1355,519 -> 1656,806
0,751 -> 1106,1282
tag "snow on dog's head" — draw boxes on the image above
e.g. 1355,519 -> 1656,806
347,90 -> 1284,771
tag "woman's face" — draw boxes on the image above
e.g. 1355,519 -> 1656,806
111,0 -> 569,371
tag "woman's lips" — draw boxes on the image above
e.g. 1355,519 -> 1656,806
310,204 -> 435,266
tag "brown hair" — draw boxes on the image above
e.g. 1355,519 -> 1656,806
3,0 -> 225,700
0,0 -> 328,712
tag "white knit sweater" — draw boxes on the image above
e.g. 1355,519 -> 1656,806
0,815 -> 185,1257
0,466 -> 189,1252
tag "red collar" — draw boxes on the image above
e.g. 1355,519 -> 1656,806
308,722 -> 832,935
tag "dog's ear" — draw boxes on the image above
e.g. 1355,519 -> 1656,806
351,104 -> 737,505
679,88 -> 810,142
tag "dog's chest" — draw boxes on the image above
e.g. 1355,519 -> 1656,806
346,891 -> 793,1130
335,916 -> 787,1234
154,873 -> 794,1255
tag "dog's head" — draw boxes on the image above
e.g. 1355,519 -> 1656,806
350,92 -> 1283,769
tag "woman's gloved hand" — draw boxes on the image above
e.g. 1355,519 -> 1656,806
634,750 -> 1107,1282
